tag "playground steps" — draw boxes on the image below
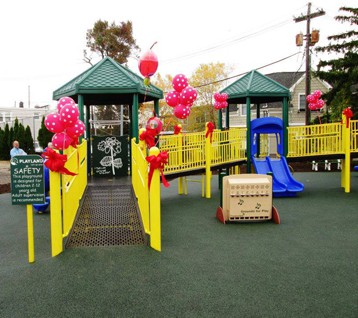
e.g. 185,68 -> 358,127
66,183 -> 146,248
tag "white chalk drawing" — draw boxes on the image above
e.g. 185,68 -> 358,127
97,137 -> 123,175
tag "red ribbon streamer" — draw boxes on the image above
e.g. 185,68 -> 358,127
42,148 -> 77,176
206,122 -> 215,143
140,129 -> 157,148
146,151 -> 170,189
174,125 -> 181,135
342,107 -> 353,128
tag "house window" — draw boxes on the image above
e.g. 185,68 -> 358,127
298,94 -> 306,111
239,104 -> 247,116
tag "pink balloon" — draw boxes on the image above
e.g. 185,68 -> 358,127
165,90 -> 180,107
66,119 -> 85,139
174,104 -> 191,119
45,112 -> 65,133
52,132 -> 73,150
220,101 -> 228,109
308,102 -> 318,111
306,94 -> 316,103
316,99 -> 325,109
57,97 -> 76,113
180,86 -> 198,106
214,101 -> 221,110
59,104 -> 80,127
313,90 -> 322,99
172,74 -> 188,93
213,92 -> 221,101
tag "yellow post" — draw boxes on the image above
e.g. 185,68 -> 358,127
149,147 -> 161,252
177,125 -> 184,195
50,170 -> 63,256
205,123 -> 212,198
26,204 -> 35,263
341,114 -> 351,193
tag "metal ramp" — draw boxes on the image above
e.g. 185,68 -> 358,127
66,183 -> 146,248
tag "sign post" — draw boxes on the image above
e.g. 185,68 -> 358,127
10,155 -> 45,263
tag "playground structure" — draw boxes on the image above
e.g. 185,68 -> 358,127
250,117 -> 304,197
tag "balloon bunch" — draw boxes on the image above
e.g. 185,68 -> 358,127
213,92 -> 229,110
306,90 -> 325,111
165,74 -> 198,119
44,97 -> 85,150
138,46 -> 158,86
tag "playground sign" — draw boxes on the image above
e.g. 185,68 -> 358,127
10,155 -> 45,205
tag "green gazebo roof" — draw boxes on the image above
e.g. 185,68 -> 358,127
221,70 -> 290,104
52,57 -> 163,104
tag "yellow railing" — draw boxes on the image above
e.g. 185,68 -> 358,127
350,120 -> 358,153
131,138 -> 161,251
50,140 -> 88,257
287,122 -> 343,157
62,142 -> 87,237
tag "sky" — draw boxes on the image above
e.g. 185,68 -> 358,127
0,0 -> 356,109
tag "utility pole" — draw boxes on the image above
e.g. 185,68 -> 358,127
294,2 -> 325,125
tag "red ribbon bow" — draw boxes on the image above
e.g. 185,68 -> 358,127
342,107 -> 353,128
206,122 -> 215,143
42,148 -> 77,176
146,151 -> 170,189
140,129 -> 157,148
174,125 -> 181,135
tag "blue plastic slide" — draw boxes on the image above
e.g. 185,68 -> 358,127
252,156 -> 304,197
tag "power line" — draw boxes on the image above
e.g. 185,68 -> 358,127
161,18 -> 293,64
193,51 -> 301,89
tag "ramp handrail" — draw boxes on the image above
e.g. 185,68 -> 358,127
50,140 -> 88,257
131,138 -> 161,251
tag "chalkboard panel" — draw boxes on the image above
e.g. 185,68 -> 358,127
10,155 -> 45,205
92,136 -> 129,177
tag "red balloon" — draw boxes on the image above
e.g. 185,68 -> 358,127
52,132 -> 73,150
165,90 -> 180,107
174,104 -> 191,119
172,74 -> 188,93
214,101 -> 221,110
146,117 -> 163,134
213,92 -> 220,102
60,104 -> 80,127
66,119 -> 85,138
45,112 -> 65,133
220,101 -> 228,109
57,96 -> 76,113
180,86 -> 198,106
138,50 -> 158,78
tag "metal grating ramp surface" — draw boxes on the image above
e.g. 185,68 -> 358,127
66,185 -> 146,248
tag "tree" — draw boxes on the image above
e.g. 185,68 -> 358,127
13,118 -> 20,141
38,116 -> 54,148
84,20 -> 139,65
0,127 -> 4,160
3,124 -> 11,160
23,126 -> 34,154
188,62 -> 233,131
315,7 -> 358,121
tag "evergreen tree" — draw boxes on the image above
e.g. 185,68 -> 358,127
315,7 -> 358,121
9,127 -> 14,148
0,127 -> 4,160
23,126 -> 34,154
18,123 -> 26,148
3,124 -> 11,160
38,116 -> 54,148
13,118 -> 20,141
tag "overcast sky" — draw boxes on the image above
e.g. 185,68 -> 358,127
0,0 -> 356,108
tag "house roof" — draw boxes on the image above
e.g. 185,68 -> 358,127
265,72 -> 305,90
221,70 -> 290,104
52,57 -> 163,104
